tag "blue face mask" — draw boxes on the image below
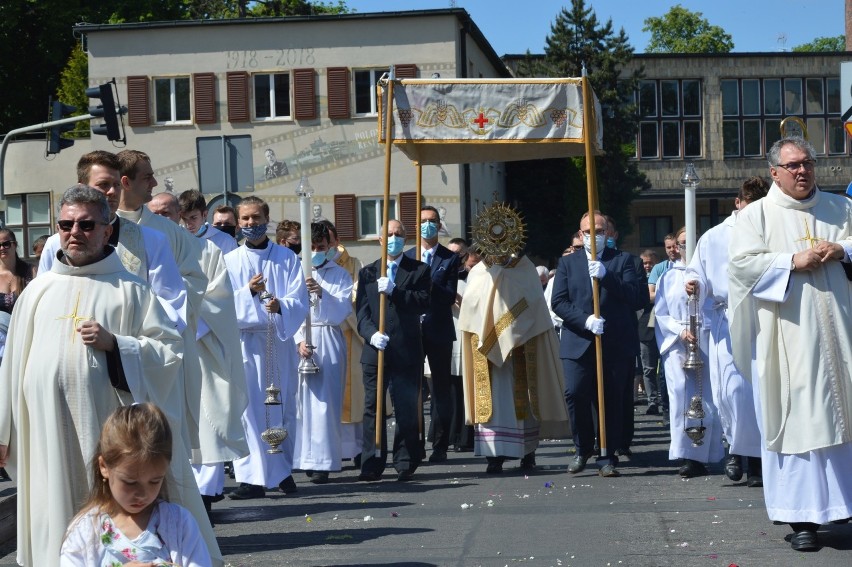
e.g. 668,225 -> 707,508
386,235 -> 404,257
194,223 -> 208,237
606,236 -> 617,249
420,220 -> 438,240
241,224 -> 268,242
311,250 -> 328,267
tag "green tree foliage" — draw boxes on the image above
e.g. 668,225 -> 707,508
56,43 -> 91,139
510,0 -> 649,260
643,5 -> 733,54
792,35 -> 846,52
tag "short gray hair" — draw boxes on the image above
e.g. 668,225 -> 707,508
58,184 -> 110,223
767,136 -> 816,168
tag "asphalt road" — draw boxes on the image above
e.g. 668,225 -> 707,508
1,409 -> 849,566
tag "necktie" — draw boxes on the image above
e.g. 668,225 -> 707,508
388,262 -> 397,282
423,250 -> 431,266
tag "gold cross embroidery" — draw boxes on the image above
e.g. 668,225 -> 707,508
56,292 -> 92,343
796,219 -> 824,249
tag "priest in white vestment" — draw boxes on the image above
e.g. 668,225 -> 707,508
459,255 -> 570,474
729,136 -> 852,552
0,186 -> 220,566
292,223 -> 354,482
224,196 -> 309,499
685,177 -> 768,487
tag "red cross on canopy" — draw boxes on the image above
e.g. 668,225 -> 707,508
473,112 -> 489,129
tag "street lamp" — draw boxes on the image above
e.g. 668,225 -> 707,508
680,163 -> 700,264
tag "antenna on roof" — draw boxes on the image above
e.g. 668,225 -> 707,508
777,33 -> 788,52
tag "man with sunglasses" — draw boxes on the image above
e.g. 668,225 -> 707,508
0,186 -> 220,566
729,136 -> 852,552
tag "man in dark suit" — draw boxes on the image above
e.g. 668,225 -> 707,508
551,212 -> 645,477
356,219 -> 431,482
404,205 -> 460,463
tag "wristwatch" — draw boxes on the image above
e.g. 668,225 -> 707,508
790,256 -> 796,271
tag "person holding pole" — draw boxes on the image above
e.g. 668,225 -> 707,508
551,211 -> 645,477
355,220 -> 431,482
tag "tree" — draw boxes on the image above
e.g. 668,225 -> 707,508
510,0 -> 649,261
792,35 -> 846,52
56,43 -> 90,139
643,5 -> 733,54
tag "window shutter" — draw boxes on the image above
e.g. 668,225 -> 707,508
226,71 -> 250,123
334,194 -> 356,240
394,64 -> 417,79
126,76 -> 150,127
326,67 -> 350,119
293,68 -> 317,120
193,72 -> 217,124
399,192 -> 418,235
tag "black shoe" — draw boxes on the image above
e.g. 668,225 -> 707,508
429,449 -> 448,463
0,468 -> 10,482
678,459 -> 708,478
228,483 -> 266,500
724,454 -> 744,481
353,453 -> 362,468
598,464 -> 621,477
645,404 -> 660,415
746,456 -> 762,487
279,475 -> 298,494
454,445 -> 473,453
568,454 -> 589,474
358,470 -> 382,482
831,517 -> 851,524
304,470 -> 314,478
790,530 -> 819,552
520,452 -> 536,470
309,471 -> 330,484
746,475 -> 763,487
485,456 -> 504,474
201,494 -> 214,513
396,469 -> 414,482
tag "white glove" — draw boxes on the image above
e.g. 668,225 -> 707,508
377,276 -> 395,295
370,332 -> 389,350
584,315 -> 605,335
588,260 -> 607,279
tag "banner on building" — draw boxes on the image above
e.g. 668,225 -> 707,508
378,78 -> 602,165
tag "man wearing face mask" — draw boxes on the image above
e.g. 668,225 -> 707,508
356,220 -> 431,482
404,205 -> 460,464
276,220 -> 302,255
551,211 -> 645,478
292,223 -> 354,484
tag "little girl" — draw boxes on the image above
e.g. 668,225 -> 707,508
61,403 -> 212,566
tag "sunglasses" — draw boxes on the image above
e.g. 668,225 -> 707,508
57,220 -> 105,232
0,240 -> 15,250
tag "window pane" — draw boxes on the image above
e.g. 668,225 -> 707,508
785,79 -> 803,114
764,79 -> 782,115
682,80 -> 700,116
254,74 -> 271,118
807,118 -> 825,154
27,226 -> 51,256
26,194 -> 50,224
174,78 -> 191,121
684,121 -> 701,157
359,199 -> 377,236
723,121 -> 740,156
640,122 -> 658,158
155,79 -> 172,122
5,196 -> 22,225
661,81 -> 679,116
721,80 -> 739,116
662,121 -> 680,157
743,120 -> 762,156
806,78 -> 824,114
742,79 -> 760,115
274,74 -> 290,117
354,71 -> 373,114
828,118 -> 845,154
827,77 -> 841,113
639,81 -> 657,117
765,119 -> 781,152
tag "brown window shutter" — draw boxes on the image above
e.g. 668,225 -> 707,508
334,194 -> 356,240
395,64 -> 417,79
293,68 -> 316,120
193,72 -> 217,124
226,71 -> 250,123
326,67 -> 350,119
399,192 -> 418,234
126,76 -> 150,127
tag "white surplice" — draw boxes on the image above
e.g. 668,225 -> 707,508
224,241 -> 308,487
201,223 -> 238,255
654,264 -> 724,464
0,250 -> 219,567
685,212 -> 761,458
292,260 -> 354,472
729,183 -> 852,523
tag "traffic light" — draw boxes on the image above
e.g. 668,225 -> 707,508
47,101 -> 77,155
86,81 -> 123,142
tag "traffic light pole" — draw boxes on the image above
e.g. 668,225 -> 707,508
0,113 -> 93,202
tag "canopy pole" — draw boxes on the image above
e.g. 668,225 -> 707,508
415,163 -> 425,446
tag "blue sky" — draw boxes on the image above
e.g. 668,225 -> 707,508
344,1 -> 845,55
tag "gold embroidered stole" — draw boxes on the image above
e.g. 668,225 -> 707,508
116,218 -> 147,278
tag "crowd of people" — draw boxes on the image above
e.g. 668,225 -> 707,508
0,135 -> 848,564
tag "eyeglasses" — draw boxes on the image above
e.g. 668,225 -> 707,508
572,244 -> 584,250
0,240 -> 15,250
775,160 -> 815,173
57,220 -> 105,232
677,243 -> 687,250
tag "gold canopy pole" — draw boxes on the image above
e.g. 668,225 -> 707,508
375,68 -> 395,456
581,72 -> 607,459
415,163 -> 424,445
